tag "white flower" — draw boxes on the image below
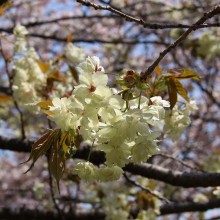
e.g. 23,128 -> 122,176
98,94 -> 124,122
164,107 -> 191,141
12,47 -> 46,113
14,38 -> 27,53
193,193 -> 208,203
13,24 -> 28,37
49,96 -> 84,131
150,96 -> 170,108
64,43 -> 85,64
13,25 -> 29,53
213,187 -> 220,196
77,56 -> 104,75
135,210 -> 156,220
131,136 -> 159,163
106,208 -> 129,220
197,31 -> 220,58
97,142 -> 131,167
73,162 -> 97,182
185,100 -> 198,113
97,165 -> 123,181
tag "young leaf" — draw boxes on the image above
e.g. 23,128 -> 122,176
69,65 -> 79,83
155,65 -> 162,76
0,1 -> 12,15
167,78 -> 177,109
66,32 -> 73,43
41,109 -> 54,116
0,95 -> 12,102
38,62 -> 50,73
173,79 -> 189,101
49,141 -> 66,191
36,100 -> 53,109
171,68 -> 200,80
23,129 -> 60,172
47,70 -> 66,82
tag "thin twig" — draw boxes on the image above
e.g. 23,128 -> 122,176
123,172 -> 170,203
76,1 -> 220,79
155,153 -> 205,172
47,156 -> 64,220
0,29 -> 168,45
143,5 -> 220,78
76,0 -> 220,30
0,37 -> 26,139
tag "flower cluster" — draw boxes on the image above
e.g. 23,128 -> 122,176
13,24 -> 28,53
46,48 -> 197,182
11,25 -> 197,183
12,47 -> 46,113
164,100 -> 198,141
197,30 -> 220,59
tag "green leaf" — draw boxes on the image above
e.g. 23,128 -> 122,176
123,90 -> 134,101
173,79 -> 189,101
115,79 -> 126,86
154,77 -> 166,90
167,78 -> 177,110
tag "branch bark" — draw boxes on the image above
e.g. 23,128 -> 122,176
1,197 -> 220,218
143,4 -> 220,78
76,0 -> 220,30
1,136 -> 220,188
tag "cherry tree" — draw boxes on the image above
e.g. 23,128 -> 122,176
1,0 -> 220,219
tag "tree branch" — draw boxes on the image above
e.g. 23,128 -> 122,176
1,197 -> 220,218
76,0 -> 220,29
160,198 -> 220,215
0,28 -> 167,45
1,136 -> 220,188
143,4 -> 220,78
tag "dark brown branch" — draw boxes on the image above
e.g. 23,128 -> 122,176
160,198 -> 220,215
0,39 -> 26,139
124,163 -> 220,188
76,0 -> 220,29
123,173 -> 170,203
0,207 -> 105,220
1,136 -> 220,188
143,5 -> 220,78
0,28 -> 167,45
23,15 -> 121,27
0,86 -> 11,95
153,153 -> 204,172
1,197 -> 220,218
22,14 -> 220,29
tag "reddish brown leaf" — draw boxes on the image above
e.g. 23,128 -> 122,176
23,129 -> 60,172
167,77 -> 177,109
0,95 -> 12,102
66,32 -> 73,43
49,141 -> 66,192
